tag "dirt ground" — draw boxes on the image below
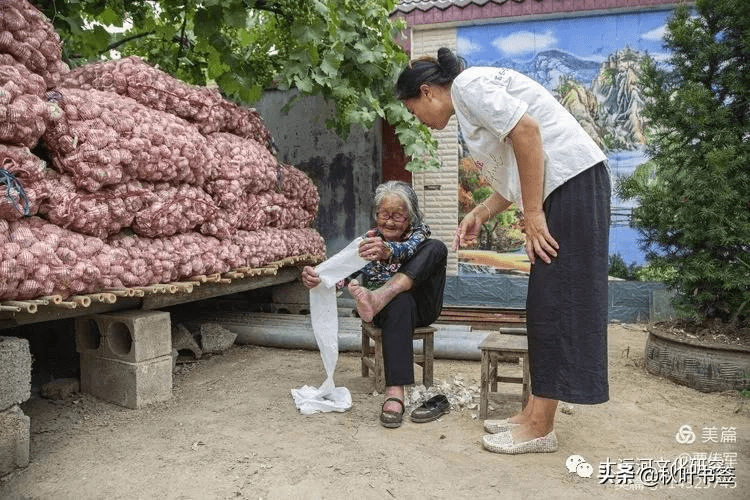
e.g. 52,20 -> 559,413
1,323 -> 748,500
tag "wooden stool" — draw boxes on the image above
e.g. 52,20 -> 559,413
479,333 -> 530,419
360,321 -> 435,392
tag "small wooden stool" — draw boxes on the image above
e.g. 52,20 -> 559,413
361,321 -> 435,392
479,333 -> 530,419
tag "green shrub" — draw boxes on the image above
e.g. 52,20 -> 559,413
621,0 -> 750,327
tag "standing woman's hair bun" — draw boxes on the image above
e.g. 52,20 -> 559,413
437,48 -> 465,79
395,47 -> 466,100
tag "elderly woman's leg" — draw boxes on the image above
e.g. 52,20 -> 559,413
400,239 -> 447,325
366,240 -> 447,422
377,292 -> 417,419
378,293 -> 418,386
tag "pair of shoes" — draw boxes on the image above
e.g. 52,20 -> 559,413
482,430 -> 558,454
380,397 -> 405,428
484,418 -> 520,434
410,394 -> 450,423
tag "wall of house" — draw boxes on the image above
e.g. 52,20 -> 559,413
400,1 -> 683,270
254,90 -> 382,256
409,27 -> 461,276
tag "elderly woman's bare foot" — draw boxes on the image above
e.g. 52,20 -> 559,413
348,280 -> 383,323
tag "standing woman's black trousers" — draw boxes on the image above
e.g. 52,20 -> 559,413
526,162 -> 611,404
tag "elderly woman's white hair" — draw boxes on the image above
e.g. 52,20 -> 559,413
373,180 -> 423,226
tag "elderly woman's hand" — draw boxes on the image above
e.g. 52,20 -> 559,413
300,266 -> 321,289
359,230 -> 391,261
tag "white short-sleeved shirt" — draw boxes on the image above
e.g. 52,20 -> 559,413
451,67 -> 607,209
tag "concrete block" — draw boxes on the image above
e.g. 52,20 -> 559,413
0,405 -> 30,477
75,310 -> 172,363
79,353 -> 172,409
0,337 -> 31,411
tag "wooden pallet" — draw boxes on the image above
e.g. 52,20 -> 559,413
0,253 -> 325,328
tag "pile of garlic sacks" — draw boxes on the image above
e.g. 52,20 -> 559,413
0,0 -> 324,301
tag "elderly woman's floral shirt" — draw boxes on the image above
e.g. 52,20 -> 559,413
339,223 -> 431,291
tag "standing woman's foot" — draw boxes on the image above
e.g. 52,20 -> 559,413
483,418 -> 521,434
482,429 -> 558,454
483,395 -> 534,433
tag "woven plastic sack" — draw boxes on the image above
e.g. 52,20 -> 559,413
0,1 -> 69,87
43,87 -> 211,191
59,56 -> 272,147
0,54 -> 60,147
0,144 -> 48,220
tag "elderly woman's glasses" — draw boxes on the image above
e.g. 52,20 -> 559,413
376,211 -> 408,223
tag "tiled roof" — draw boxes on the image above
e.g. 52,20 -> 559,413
393,0 -> 680,24
394,0 -> 531,14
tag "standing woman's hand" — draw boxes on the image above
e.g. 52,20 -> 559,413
454,193 -> 510,251
453,212 -> 482,251
523,208 -> 558,265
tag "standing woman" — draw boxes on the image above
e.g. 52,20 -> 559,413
396,48 -> 610,454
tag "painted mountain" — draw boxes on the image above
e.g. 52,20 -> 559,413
478,49 -> 601,90
473,47 -> 649,151
590,48 -> 648,150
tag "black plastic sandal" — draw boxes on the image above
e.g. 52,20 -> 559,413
379,397 -> 405,428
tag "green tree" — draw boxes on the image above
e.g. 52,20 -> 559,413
36,0 -> 439,171
620,0 -> 750,326
608,253 -> 636,281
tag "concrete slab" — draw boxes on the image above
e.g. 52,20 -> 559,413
271,280 -> 310,305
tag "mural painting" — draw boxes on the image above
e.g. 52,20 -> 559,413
455,9 -> 673,273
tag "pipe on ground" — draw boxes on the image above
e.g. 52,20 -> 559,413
222,323 -> 487,361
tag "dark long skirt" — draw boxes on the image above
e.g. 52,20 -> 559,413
526,162 -> 611,404
374,239 -> 447,386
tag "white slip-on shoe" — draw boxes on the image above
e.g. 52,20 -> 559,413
483,418 -> 521,434
482,430 -> 558,454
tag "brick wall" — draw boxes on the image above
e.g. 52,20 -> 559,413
409,28 -> 460,276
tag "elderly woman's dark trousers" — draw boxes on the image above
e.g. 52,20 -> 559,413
373,239 -> 447,386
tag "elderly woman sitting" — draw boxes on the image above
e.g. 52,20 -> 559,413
301,180 -> 448,428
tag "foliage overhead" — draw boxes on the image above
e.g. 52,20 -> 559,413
35,0 -> 440,171
620,0 -> 750,326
